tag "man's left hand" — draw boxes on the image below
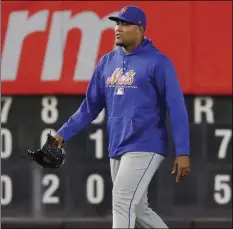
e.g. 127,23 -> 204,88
172,156 -> 190,182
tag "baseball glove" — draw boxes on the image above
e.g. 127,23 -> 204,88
28,133 -> 65,168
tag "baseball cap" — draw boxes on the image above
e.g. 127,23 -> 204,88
108,5 -> 147,29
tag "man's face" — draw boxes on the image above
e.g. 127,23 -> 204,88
115,20 -> 141,47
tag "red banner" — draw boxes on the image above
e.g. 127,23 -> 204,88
1,1 -> 232,95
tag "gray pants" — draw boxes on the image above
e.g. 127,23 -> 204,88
110,152 -> 168,229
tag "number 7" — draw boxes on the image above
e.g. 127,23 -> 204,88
215,129 -> 232,159
1,97 -> 12,123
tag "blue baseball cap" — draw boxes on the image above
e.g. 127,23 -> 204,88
109,5 -> 147,29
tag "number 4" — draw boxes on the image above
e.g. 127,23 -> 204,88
215,129 -> 232,159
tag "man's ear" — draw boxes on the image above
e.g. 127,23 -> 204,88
139,26 -> 145,34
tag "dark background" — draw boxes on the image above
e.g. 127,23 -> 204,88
1,95 -> 232,228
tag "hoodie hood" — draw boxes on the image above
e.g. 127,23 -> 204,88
118,37 -> 157,56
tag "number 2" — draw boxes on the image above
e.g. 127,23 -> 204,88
42,174 -> 60,204
215,129 -> 232,159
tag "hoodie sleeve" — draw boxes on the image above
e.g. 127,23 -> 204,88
56,57 -> 106,142
155,55 -> 190,156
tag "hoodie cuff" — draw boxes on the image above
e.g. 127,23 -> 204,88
56,126 -> 72,142
176,150 -> 190,156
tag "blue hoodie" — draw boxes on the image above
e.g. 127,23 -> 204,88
57,38 -> 190,158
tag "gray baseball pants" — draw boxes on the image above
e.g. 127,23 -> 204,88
110,152 -> 169,228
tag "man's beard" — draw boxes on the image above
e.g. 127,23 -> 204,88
115,41 -> 125,47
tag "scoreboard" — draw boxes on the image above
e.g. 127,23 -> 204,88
1,95 -> 232,219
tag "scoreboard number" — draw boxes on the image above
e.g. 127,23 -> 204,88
89,129 -> 103,159
90,109 -> 105,159
1,96 -> 12,124
1,128 -> 12,159
41,96 -> 58,124
215,129 -> 232,159
214,174 -> 232,205
86,174 -> 104,204
92,109 -> 105,124
40,128 -> 57,148
42,174 -> 60,204
1,175 -> 13,206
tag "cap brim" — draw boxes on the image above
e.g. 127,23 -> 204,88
108,16 -> 135,25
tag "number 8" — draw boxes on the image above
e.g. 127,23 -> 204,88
41,96 -> 58,124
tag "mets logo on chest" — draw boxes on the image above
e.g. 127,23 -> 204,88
106,68 -> 136,86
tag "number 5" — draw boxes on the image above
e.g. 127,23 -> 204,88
214,174 -> 231,205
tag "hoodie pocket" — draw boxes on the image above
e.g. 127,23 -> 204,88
107,117 -> 134,153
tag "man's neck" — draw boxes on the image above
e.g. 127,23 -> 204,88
122,37 -> 144,54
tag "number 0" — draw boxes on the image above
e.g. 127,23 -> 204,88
92,109 -> 105,124
40,129 -> 56,148
86,174 -> 104,204
1,128 -> 12,159
1,175 -> 13,205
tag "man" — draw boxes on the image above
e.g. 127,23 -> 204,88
54,5 -> 191,229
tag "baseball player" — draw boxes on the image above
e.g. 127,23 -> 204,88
54,5 -> 191,229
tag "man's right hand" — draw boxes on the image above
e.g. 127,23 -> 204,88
172,156 -> 191,182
